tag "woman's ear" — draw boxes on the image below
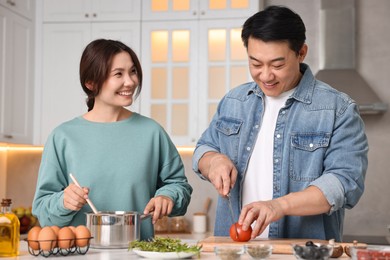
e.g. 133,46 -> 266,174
85,81 -> 94,91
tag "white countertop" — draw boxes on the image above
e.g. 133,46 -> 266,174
12,233 -> 351,259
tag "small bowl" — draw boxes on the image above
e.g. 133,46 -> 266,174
246,244 -> 273,259
214,245 -> 245,260
292,242 -> 333,260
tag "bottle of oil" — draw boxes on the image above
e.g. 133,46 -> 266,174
0,198 -> 20,257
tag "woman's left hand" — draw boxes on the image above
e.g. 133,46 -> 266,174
143,195 -> 173,224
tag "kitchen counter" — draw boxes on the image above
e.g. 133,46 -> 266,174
12,233 -> 352,259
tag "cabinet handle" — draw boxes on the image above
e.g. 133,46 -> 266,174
3,134 -> 13,139
192,11 -> 197,16
85,13 -> 89,18
92,13 -> 97,18
201,10 -> 205,15
6,0 -> 16,6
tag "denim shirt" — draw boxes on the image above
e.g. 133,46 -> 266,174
192,64 -> 368,241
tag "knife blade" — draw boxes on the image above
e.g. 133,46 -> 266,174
225,193 -> 238,238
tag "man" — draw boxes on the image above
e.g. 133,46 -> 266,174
192,5 -> 368,241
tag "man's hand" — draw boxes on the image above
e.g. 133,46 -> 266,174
199,152 -> 238,196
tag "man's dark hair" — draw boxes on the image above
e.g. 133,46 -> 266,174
241,5 -> 306,55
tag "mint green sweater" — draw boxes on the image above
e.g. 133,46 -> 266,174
32,113 -> 192,240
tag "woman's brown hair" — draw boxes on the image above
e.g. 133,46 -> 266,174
79,39 -> 143,111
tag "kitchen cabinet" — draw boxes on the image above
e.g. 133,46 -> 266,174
37,0 -> 141,145
140,0 -> 257,145
0,0 -> 34,19
142,0 -> 258,21
0,5 -> 34,144
42,0 -> 140,22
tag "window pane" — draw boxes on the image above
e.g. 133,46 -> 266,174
209,0 -> 226,9
230,28 -> 247,61
172,104 -> 188,135
231,0 -> 248,9
151,68 -> 167,99
151,104 -> 167,129
152,0 -> 168,11
208,29 -> 226,61
172,30 -> 189,62
230,66 -> 248,89
151,31 -> 168,62
173,67 -> 189,99
173,0 -> 190,11
208,66 -> 226,99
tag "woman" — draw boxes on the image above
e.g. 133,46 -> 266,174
32,39 -> 192,240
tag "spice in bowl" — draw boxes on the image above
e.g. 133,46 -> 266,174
246,244 -> 273,259
214,245 -> 245,260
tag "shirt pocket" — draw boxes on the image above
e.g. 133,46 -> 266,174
289,132 -> 331,182
215,117 -> 243,163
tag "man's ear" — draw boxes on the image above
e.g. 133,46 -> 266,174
298,44 -> 308,62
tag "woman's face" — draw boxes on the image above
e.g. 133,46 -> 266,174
94,51 -> 139,109
247,37 -> 307,97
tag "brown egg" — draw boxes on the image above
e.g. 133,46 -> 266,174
50,226 -> 60,247
27,226 -> 42,250
57,227 -> 75,249
38,226 -> 57,251
68,225 -> 76,235
74,225 -> 91,247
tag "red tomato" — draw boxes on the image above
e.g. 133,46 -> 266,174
229,223 -> 252,242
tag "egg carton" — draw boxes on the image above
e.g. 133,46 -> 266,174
25,237 -> 93,257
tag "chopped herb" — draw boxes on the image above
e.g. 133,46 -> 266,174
129,237 -> 202,256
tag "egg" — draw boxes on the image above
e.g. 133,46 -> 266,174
68,225 -> 76,235
74,225 -> 91,247
38,226 -> 57,251
57,227 -> 75,249
27,226 -> 41,250
50,225 -> 60,247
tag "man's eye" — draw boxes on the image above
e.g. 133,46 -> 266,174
273,64 -> 284,69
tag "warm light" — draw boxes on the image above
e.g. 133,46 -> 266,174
151,31 -> 168,62
0,145 -> 44,152
172,30 -> 190,62
177,146 -> 195,154
173,0 -> 190,11
209,0 -> 226,9
152,0 -> 168,11
230,28 -> 247,61
208,29 -> 226,61
231,0 -> 248,9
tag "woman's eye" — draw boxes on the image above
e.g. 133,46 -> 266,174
130,68 -> 137,75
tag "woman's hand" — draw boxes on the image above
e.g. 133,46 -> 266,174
63,183 -> 89,211
143,195 -> 173,224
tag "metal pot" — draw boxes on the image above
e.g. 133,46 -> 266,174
86,211 -> 151,249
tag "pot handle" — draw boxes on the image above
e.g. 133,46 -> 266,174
140,212 -> 154,220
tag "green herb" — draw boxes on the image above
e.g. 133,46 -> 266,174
129,237 -> 202,255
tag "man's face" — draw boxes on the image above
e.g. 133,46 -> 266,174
247,37 -> 307,97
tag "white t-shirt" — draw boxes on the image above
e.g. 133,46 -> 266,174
242,88 -> 294,238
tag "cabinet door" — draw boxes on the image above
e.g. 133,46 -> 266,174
0,7 -> 34,144
39,22 -> 141,145
141,21 -> 199,146
0,0 -> 34,19
43,0 -> 141,22
40,23 -> 91,144
197,19 -> 251,135
142,0 -> 259,21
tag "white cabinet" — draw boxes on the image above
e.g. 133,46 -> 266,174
142,0 -> 258,20
140,0 -> 257,146
37,0 -> 141,145
0,5 -> 34,144
43,0 -> 140,22
0,0 -> 34,19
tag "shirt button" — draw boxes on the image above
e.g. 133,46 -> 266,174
276,134 -> 281,138
282,111 -> 286,114
247,147 -> 251,151
309,143 -> 314,148
255,125 -> 259,129
275,159 -> 279,163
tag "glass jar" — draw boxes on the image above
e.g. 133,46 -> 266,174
0,198 -> 20,257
